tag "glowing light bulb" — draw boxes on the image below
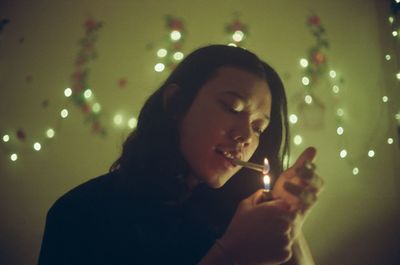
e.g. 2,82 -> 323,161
302,77 -> 310,85
128,117 -> 138,129
385,54 -> 391,61
392,31 -> 398,37
300,58 -> 308,67
389,16 -> 394,24
10,153 -> 18,161
368,150 -> 375,157
337,127 -> 344,135
113,114 -> 123,125
173,52 -> 184,61
340,149 -> 347,158
396,72 -> 400,80
305,95 -> 313,104
154,63 -> 165,72
332,85 -> 340,94
387,138 -> 394,144
2,134 -> 10,142
92,103 -> 101,113
84,89 -> 92,99
33,142 -> 41,151
396,0 -> 400,3
337,108 -> 344,117
60,109 -> 69,118
329,70 -> 337,78
352,167 -> 359,175
46,128 -> 55,138
170,30 -> 181,41
64,88 -> 72,97
382,96 -> 388,102
232,30 -> 244,42
294,135 -> 302,145
157,48 -> 167,58
289,114 -> 298,124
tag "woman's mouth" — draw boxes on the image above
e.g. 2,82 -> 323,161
214,148 -> 238,167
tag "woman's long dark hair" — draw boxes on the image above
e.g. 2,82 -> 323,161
110,45 -> 290,201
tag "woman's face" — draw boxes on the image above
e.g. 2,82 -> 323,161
179,67 -> 272,188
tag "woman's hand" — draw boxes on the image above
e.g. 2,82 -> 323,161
272,147 -> 324,238
218,189 -> 297,265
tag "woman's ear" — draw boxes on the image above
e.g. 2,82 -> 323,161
163,83 -> 180,113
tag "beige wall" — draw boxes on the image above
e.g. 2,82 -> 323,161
0,0 -> 399,264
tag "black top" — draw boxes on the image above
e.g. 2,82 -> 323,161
37,170 -> 241,265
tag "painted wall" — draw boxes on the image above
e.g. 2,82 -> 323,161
0,0 -> 399,264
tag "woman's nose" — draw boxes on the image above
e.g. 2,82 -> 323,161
230,124 -> 252,148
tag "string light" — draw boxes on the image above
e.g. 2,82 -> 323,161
329,70 -> 337,78
304,95 -> 313,104
173,52 -> 184,61
385,54 -> 391,61
46,129 -> 55,138
84,89 -> 92,99
128,117 -> 138,129
10,153 -> 18,161
2,134 -> 10,142
293,135 -> 302,145
64,88 -> 72,97
33,142 -> 41,151
389,16 -> 394,24
396,72 -> 400,80
302,77 -> 310,85
113,114 -> 123,125
332,85 -> 340,94
232,30 -> 244,42
336,108 -> 344,117
157,48 -> 167,58
336,126 -> 344,135
382,96 -> 389,102
300,58 -> 308,67
154,63 -> 165,72
170,30 -> 181,41
60,109 -> 69,118
368,150 -> 375,158
340,149 -> 347,158
387,138 -> 394,144
352,167 -> 359,175
92,103 -> 101,113
289,114 -> 298,124
392,30 -> 398,37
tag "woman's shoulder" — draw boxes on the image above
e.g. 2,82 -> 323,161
47,170 -> 129,218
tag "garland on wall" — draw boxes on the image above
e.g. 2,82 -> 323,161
153,16 -> 186,73
288,12 -> 398,176
1,18 -> 107,162
1,11 -> 398,168
388,0 -> 400,146
225,13 -> 249,47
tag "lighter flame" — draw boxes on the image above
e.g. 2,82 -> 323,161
263,158 -> 270,174
263,175 -> 271,191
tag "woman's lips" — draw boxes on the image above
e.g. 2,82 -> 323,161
214,148 -> 238,167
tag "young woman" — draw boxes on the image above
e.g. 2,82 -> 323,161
38,45 -> 323,265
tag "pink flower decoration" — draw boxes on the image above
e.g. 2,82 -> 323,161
85,19 -> 98,31
308,16 -> 320,26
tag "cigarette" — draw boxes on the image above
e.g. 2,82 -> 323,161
231,158 -> 265,173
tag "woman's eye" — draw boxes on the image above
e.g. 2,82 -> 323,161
230,100 -> 244,113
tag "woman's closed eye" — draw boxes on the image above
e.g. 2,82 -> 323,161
219,97 -> 245,114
